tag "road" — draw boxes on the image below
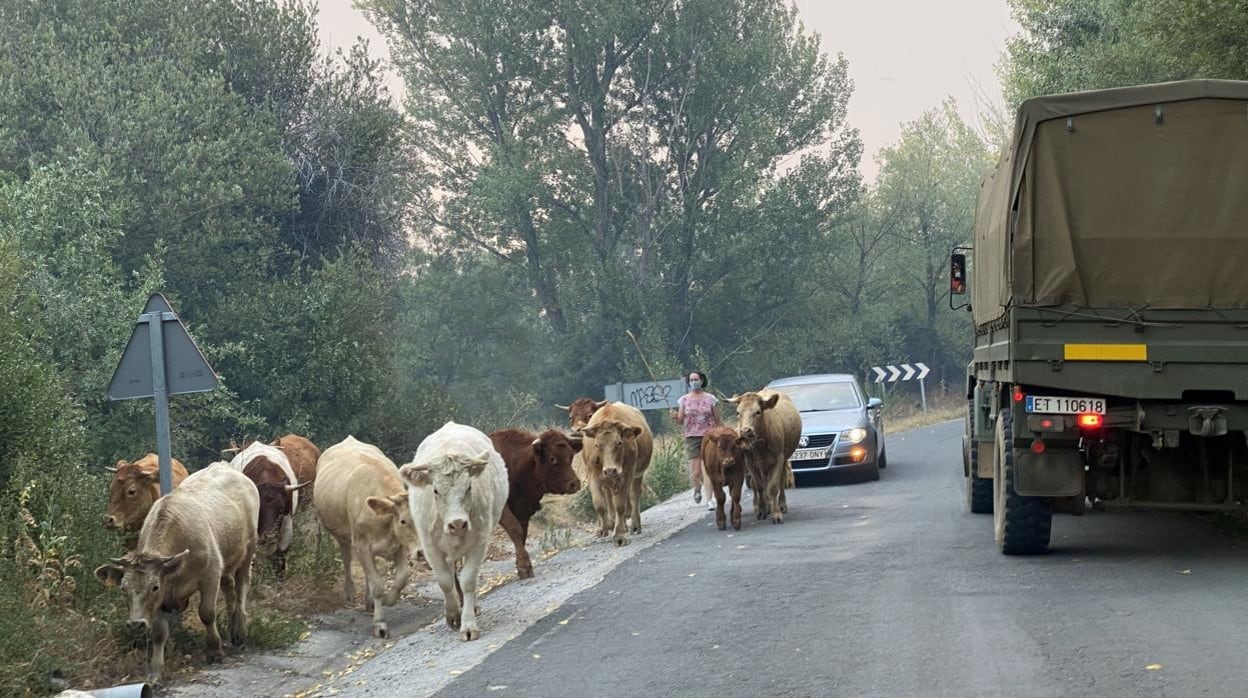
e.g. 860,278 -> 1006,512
400,420 -> 1248,698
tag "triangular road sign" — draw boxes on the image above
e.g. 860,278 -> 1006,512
107,293 -> 218,401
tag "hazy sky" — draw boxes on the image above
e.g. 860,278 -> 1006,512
316,0 -> 1019,180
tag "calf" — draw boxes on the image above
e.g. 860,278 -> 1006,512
230,442 -> 307,573
95,463 -> 259,683
400,421 -> 508,641
272,433 -> 320,489
314,436 -> 419,638
730,389 -> 800,524
558,398 -> 608,431
580,402 -> 654,546
102,454 -> 189,538
701,426 -> 750,531
489,428 -> 582,579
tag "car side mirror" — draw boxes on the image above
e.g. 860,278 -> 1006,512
867,397 -> 883,410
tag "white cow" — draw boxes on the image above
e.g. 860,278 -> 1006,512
230,442 -> 301,568
399,421 -> 508,641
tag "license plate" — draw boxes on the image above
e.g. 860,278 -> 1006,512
1025,395 -> 1106,415
791,447 -> 830,462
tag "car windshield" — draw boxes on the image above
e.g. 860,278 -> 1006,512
779,382 -> 862,412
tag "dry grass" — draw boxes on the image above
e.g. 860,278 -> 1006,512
882,392 -> 964,433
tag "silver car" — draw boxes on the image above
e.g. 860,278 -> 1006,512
766,374 -> 887,482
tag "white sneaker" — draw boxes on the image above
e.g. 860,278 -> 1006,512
706,498 -> 716,510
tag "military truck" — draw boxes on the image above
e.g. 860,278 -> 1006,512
954,80 -> 1248,555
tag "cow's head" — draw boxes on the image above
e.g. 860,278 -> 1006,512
706,428 -> 751,471
579,419 -> 643,481
365,493 -> 419,557
558,398 -> 609,431
95,549 -> 191,632
103,457 -> 161,531
400,449 -> 492,536
532,430 -> 583,495
728,392 -> 780,442
256,482 -> 309,542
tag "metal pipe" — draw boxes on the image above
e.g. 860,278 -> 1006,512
1100,500 -> 1245,512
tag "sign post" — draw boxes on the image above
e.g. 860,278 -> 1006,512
869,362 -> 931,412
603,378 -> 685,411
108,293 -> 218,495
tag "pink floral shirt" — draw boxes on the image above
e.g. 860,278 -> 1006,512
679,392 -> 719,438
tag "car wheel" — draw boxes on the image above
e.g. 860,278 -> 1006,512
868,463 -> 880,482
878,447 -> 888,469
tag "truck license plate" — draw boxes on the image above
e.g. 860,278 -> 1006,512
1025,395 -> 1106,415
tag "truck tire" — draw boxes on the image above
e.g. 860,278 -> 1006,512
993,410 -> 1051,554
967,441 -> 993,514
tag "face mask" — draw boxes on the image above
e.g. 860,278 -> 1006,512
690,380 -> 703,390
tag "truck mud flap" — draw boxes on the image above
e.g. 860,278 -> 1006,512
1014,449 -> 1083,497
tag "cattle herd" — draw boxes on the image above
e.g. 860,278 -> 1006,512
92,389 -> 801,683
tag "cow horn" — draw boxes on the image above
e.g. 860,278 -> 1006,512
555,404 -> 571,411
109,557 -> 126,566
104,466 -> 118,473
285,481 -> 313,493
726,395 -> 741,404
594,400 -> 609,409
531,438 -> 542,449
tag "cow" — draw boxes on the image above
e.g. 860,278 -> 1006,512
557,398 -> 608,431
701,426 -> 751,531
729,389 -> 801,524
271,433 -> 319,488
230,442 -> 307,573
314,436 -> 420,639
579,402 -> 654,546
489,428 -> 583,579
94,463 -> 258,684
102,454 -> 190,539
399,421 -> 508,641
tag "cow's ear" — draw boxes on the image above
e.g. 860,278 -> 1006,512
569,437 -> 584,454
400,463 -> 432,488
761,394 -> 780,410
367,496 -> 397,516
159,549 -> 190,575
95,564 -> 124,588
530,438 -> 545,458
579,425 -> 600,438
137,469 -> 160,483
466,450 -> 491,476
390,493 -> 409,509
627,426 -> 643,438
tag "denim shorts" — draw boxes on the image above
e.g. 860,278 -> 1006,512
684,435 -> 704,459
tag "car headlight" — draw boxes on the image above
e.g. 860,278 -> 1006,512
839,428 -> 868,444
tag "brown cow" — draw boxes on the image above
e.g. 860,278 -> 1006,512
230,442 -> 308,575
242,455 -> 308,574
730,389 -> 801,524
95,463 -> 259,684
701,426 -> 751,531
489,428 -> 583,579
102,454 -> 190,537
558,398 -> 608,431
314,436 -> 420,639
272,433 -> 320,486
580,402 -> 654,546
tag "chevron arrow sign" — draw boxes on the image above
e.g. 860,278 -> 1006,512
869,362 -> 931,383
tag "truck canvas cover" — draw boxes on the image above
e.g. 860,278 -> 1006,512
973,80 -> 1248,326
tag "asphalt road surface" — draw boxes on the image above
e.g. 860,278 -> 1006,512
429,420 -> 1248,697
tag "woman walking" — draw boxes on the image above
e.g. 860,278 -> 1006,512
671,370 -> 722,510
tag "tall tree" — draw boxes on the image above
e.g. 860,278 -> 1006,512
875,100 -> 991,379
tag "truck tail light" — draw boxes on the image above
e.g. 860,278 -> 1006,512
1077,413 -> 1102,429
1013,386 -> 1025,403
1031,440 -> 1046,454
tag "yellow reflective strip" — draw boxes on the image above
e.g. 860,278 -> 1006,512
1063,343 -> 1148,361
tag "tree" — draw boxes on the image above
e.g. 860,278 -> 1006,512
1001,0 -> 1248,105
874,100 -> 991,380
